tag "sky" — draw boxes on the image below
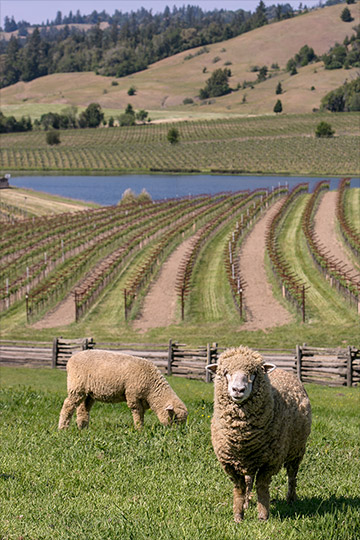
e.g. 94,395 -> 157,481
1,0 -> 323,27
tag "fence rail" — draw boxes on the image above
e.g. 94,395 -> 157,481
1,339 -> 359,387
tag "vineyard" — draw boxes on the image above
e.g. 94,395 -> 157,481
0,178 -> 359,349
0,113 -> 359,176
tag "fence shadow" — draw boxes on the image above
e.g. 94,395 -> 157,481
272,494 -> 360,519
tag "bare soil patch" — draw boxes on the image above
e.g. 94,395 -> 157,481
32,295 -> 75,329
239,200 -> 293,331
132,235 -> 199,331
314,191 -> 359,273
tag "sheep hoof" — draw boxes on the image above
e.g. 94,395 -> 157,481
234,513 -> 244,523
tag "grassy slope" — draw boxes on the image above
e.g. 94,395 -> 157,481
0,187 -> 98,217
1,367 -> 359,540
1,3 -> 359,120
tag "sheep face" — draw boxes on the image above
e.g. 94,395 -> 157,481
206,346 -> 276,405
158,403 -> 188,426
225,370 -> 256,404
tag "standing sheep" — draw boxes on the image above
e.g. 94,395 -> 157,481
58,350 -> 188,430
206,346 -> 311,522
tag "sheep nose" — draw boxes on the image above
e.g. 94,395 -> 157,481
232,384 -> 246,394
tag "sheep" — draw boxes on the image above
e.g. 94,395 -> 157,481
58,350 -> 188,430
206,345 -> 312,522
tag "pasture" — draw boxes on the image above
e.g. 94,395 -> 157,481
1,3 -> 359,117
0,367 -> 359,540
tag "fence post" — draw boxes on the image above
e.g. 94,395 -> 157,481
52,337 -> 58,369
206,342 -> 218,383
206,343 -> 211,383
167,339 -> 173,376
296,344 -> 302,381
347,346 -> 353,387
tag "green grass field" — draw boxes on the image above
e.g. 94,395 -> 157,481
1,113 -> 359,176
0,367 -> 359,540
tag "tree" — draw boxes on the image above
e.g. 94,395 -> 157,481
79,103 -> 104,128
315,122 -> 335,138
167,127 -> 180,144
199,68 -> 231,99
257,66 -> 268,82
46,130 -> 61,145
136,110 -> 149,123
127,86 -> 136,96
340,7 -> 353,22
274,100 -> 283,113
276,82 -> 283,95
252,1 -> 268,29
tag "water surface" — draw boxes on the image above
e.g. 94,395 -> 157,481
9,175 -> 359,206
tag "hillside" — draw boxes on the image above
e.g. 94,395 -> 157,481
1,3 -> 359,119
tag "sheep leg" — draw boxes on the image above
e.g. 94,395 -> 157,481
256,469 -> 272,520
232,476 -> 247,522
76,395 -> 95,429
58,394 -> 85,429
243,475 -> 254,510
285,459 -> 301,503
127,399 -> 144,429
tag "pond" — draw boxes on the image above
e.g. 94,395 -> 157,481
8,174 -> 360,206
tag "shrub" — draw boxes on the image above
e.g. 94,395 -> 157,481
315,121 -> 335,138
111,80 -> 119,86
119,113 -> 135,126
137,188 -> 152,203
128,86 -> 136,96
167,127 -> 180,145
119,188 -> 137,204
276,82 -> 283,95
183,97 -> 194,105
340,7 -> 353,22
46,130 -> 61,145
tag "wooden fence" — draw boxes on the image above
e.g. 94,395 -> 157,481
0,339 -> 359,387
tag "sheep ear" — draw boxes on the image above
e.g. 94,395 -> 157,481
264,363 -> 276,373
166,404 -> 175,420
206,363 -> 218,373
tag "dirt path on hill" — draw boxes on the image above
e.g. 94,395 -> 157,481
32,294 -> 76,329
314,190 -> 359,272
133,235 -> 198,331
239,199 -> 293,331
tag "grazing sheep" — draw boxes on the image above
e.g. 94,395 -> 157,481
58,350 -> 188,430
206,346 -> 311,522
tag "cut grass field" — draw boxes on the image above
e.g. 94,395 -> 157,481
1,367 -> 359,540
1,113 -> 359,176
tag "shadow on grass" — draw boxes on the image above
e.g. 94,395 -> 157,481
272,494 -> 360,518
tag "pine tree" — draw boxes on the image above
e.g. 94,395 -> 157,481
274,100 -> 283,113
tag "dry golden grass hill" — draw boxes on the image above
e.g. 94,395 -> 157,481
1,2 -> 359,121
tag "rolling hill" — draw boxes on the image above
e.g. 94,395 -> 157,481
1,3 -> 359,120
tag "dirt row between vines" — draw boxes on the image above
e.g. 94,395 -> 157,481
33,190 -> 353,331
314,190 -> 359,275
